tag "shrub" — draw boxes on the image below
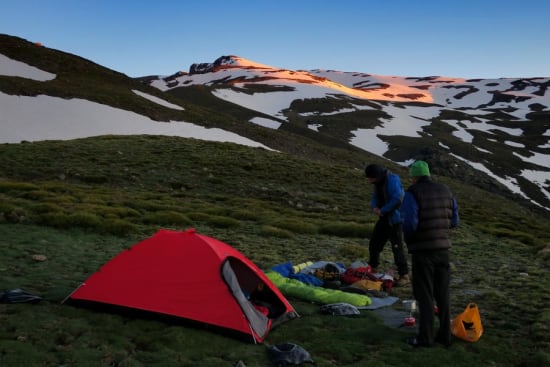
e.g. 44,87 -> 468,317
203,207 -> 230,216
485,227 -> 537,246
31,202 -> 64,214
67,212 -> 102,229
36,212 -> 71,228
260,225 -> 293,238
35,211 -> 101,230
21,190 -> 52,200
537,244 -> 550,265
0,202 -> 19,214
204,215 -> 240,229
268,218 -> 318,234
101,218 -> 139,236
48,194 -> 79,204
187,212 -> 211,222
319,221 -> 372,238
338,242 -> 369,259
11,208 -> 29,224
101,206 -> 141,218
79,175 -> 108,184
0,204 -> 28,223
230,209 -> 262,221
141,211 -> 192,226
0,181 -> 38,192
186,210 -> 240,228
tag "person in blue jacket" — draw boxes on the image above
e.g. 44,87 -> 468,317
401,160 -> 459,348
364,164 -> 410,287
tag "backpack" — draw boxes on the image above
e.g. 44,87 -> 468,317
268,343 -> 314,366
0,289 -> 42,304
320,302 -> 360,316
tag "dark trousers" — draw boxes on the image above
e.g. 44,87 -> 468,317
412,249 -> 451,346
368,219 -> 409,276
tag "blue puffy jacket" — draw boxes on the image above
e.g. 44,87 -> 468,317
370,170 -> 405,225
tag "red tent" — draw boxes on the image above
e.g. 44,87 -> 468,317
65,228 -> 298,343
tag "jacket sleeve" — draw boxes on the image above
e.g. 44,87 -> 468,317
370,191 -> 378,209
380,175 -> 404,214
450,197 -> 459,228
401,191 -> 418,241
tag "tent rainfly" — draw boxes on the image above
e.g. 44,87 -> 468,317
64,228 -> 298,343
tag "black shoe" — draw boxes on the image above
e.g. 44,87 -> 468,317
406,337 -> 431,348
394,274 -> 410,287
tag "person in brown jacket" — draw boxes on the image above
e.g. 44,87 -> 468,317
401,160 -> 459,347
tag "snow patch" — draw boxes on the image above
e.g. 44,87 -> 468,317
0,53 -> 55,81
250,117 -> 281,129
132,90 -> 184,110
0,93 -> 272,150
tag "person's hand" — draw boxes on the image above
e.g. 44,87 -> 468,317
373,207 -> 382,216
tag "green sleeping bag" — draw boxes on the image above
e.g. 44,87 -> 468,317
266,271 -> 371,306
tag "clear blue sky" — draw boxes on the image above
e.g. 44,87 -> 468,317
2,0 -> 549,79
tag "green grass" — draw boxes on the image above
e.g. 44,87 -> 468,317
0,135 -> 549,366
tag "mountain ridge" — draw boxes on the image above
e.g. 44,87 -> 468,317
146,55 -> 550,212
1,34 -> 549,213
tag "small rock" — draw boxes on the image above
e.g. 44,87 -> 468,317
31,254 -> 47,262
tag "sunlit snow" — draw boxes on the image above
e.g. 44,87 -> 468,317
0,55 -> 272,149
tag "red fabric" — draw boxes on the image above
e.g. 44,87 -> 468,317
69,228 -> 294,342
341,266 -> 374,284
254,304 -> 270,316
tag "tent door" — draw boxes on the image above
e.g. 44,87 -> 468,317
221,259 -> 269,341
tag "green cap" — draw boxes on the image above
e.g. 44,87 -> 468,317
409,160 -> 430,177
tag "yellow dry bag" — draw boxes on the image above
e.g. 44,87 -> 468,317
451,303 -> 483,342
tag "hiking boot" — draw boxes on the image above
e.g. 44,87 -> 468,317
394,274 -> 410,287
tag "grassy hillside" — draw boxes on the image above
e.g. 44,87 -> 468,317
1,136 -> 549,366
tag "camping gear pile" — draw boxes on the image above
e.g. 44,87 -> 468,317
272,260 -> 395,294
267,260 -> 403,312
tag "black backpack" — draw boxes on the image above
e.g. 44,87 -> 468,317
0,289 -> 42,304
